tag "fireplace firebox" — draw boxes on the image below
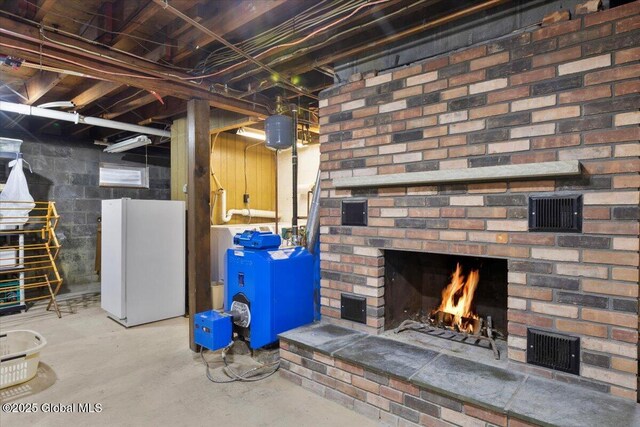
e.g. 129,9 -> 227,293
384,251 -> 508,336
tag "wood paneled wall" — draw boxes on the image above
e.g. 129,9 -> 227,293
210,132 -> 276,225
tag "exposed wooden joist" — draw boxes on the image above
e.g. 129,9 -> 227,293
0,38 -> 268,117
19,1 -> 287,133
67,91 -> 159,136
186,98 -> 211,351
110,1 -> 159,47
33,0 -> 57,22
169,0 -> 287,63
4,70 -> 63,129
24,71 -> 63,104
101,93 -> 158,120
223,0 -> 410,84
76,96 -> 186,139
72,81 -> 122,109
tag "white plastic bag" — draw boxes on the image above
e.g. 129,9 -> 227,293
0,159 -> 35,230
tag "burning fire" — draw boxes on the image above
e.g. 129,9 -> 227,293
432,263 -> 480,333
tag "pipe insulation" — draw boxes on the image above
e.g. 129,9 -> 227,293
219,189 -> 277,223
0,101 -> 171,138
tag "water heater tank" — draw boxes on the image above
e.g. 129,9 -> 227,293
265,115 -> 293,150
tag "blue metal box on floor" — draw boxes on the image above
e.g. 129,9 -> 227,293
194,310 -> 232,351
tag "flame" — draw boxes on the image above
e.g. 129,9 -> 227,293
433,263 -> 480,333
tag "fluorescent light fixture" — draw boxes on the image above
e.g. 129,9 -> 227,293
104,135 -> 151,153
236,127 -> 265,141
37,101 -> 75,109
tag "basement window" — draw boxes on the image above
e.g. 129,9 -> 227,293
99,163 -> 149,188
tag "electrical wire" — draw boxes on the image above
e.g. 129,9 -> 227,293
22,0 -> 185,48
195,0 -> 392,79
200,342 -> 280,383
0,9 -> 193,74
194,0 -> 356,73
0,42 -> 162,80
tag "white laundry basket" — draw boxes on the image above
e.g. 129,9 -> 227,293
0,330 -> 47,389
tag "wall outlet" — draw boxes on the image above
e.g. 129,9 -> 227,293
243,193 -> 250,204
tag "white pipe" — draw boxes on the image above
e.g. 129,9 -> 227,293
0,100 -> 170,138
227,209 -> 277,220
219,189 -> 277,223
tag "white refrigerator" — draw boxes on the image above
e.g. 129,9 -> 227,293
101,199 -> 185,327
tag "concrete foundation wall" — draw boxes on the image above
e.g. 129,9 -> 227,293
14,134 -> 170,293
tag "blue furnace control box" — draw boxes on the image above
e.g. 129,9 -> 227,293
194,310 -> 232,351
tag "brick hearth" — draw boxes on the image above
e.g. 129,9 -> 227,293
314,2 -> 640,401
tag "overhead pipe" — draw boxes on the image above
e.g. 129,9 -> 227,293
0,100 -> 170,137
290,104 -> 299,245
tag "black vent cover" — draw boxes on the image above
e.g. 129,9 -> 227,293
528,195 -> 582,232
341,294 -> 366,324
527,328 -> 580,374
341,200 -> 368,226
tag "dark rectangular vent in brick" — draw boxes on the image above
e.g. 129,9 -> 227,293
341,294 -> 366,324
341,200 -> 368,226
527,328 -> 580,375
528,195 -> 582,232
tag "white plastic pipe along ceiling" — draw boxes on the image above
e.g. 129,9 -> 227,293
0,101 -> 171,138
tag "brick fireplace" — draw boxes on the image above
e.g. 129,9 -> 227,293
283,2 -> 640,425
310,1 -> 640,403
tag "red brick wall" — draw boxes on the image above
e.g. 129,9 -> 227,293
318,2 -> 639,399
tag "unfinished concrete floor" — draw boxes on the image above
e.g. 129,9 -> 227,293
0,295 -> 378,427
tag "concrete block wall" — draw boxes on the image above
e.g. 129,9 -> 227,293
17,135 -> 170,293
318,2 -> 639,398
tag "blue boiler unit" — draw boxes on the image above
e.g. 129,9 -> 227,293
194,231 -> 314,352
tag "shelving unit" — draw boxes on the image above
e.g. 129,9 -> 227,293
0,201 -> 63,317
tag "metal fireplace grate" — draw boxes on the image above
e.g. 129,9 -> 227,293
528,195 -> 582,232
341,293 -> 366,324
527,328 -> 580,374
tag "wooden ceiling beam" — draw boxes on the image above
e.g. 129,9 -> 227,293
70,96 -> 186,139
0,32 -> 268,117
169,0 -> 287,63
0,16 -> 195,81
110,1 -> 159,48
4,69 -> 63,129
101,93 -> 159,120
47,0 -> 286,128
222,0 -> 420,84
24,70 -> 63,104
72,81 -> 123,109
33,0 -> 57,22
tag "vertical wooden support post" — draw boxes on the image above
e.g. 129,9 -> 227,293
187,99 -> 211,350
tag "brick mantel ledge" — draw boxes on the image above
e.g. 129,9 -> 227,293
333,160 -> 581,188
